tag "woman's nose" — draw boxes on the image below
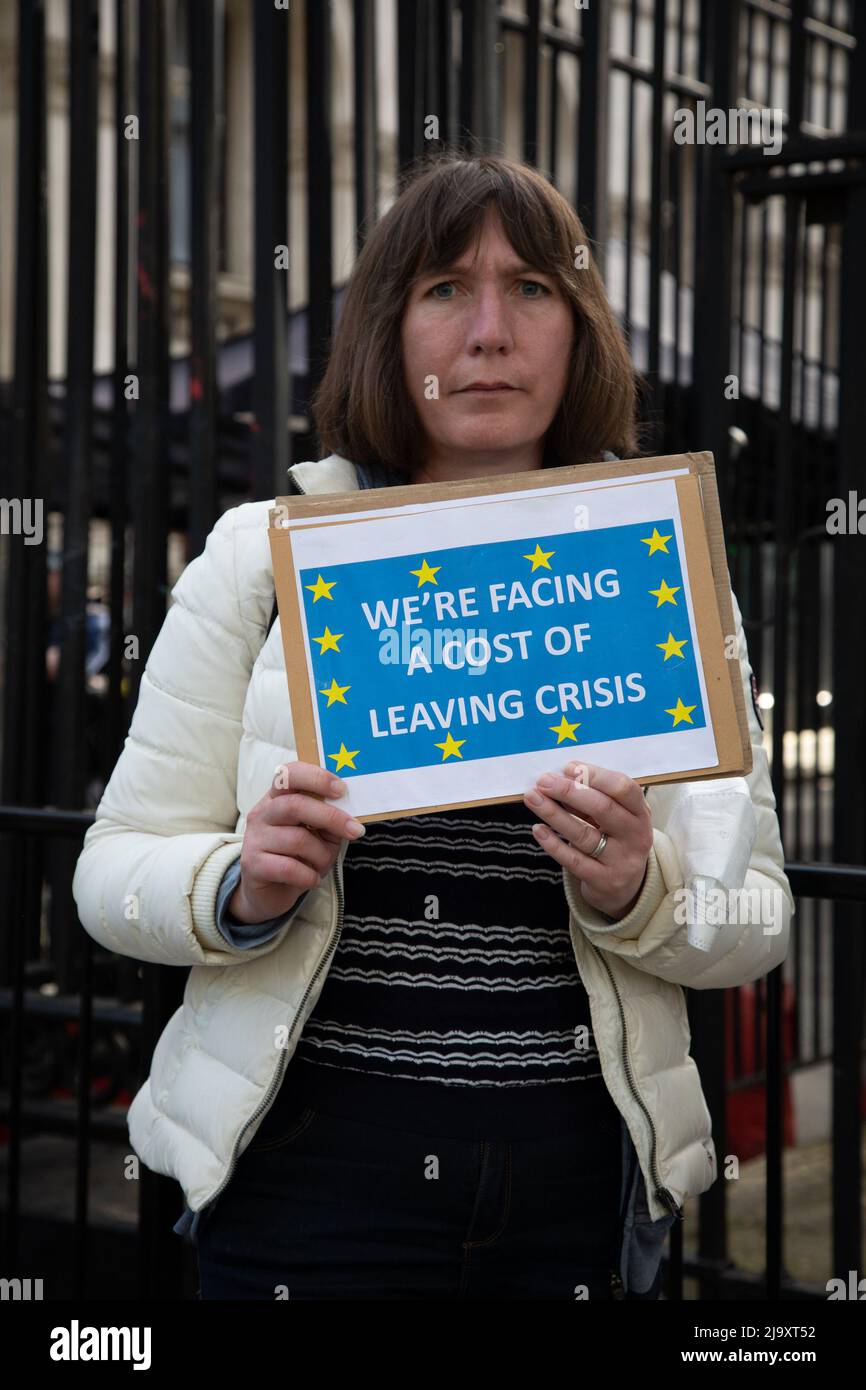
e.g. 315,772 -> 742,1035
465,288 -> 514,351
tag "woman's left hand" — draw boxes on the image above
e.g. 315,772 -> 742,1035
523,760 -> 654,920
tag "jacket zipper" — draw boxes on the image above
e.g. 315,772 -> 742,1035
199,473 -> 344,1218
590,939 -> 683,1223
591,936 -> 682,1300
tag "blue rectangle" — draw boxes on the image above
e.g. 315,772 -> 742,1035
299,518 -> 705,777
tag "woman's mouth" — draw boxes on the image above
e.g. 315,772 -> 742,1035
459,386 -> 516,394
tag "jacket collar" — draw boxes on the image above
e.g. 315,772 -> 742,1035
286,449 -> 620,497
286,453 -> 361,495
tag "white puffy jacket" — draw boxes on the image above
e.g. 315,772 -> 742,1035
72,452 -> 793,1225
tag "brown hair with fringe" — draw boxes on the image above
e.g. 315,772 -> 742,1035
311,150 -> 641,477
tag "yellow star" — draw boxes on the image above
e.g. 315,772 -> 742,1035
319,678 -> 351,706
656,632 -> 688,661
305,573 -> 337,601
641,527 -> 672,556
523,542 -> 555,571
549,716 -> 581,744
649,579 -> 681,607
328,742 -> 360,771
434,731 -> 466,761
410,558 -> 441,587
314,625 -> 343,654
665,697 -> 697,727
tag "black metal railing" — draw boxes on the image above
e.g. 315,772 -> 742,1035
1,0 -> 863,1301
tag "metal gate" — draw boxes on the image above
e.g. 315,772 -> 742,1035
1,0 -> 864,1301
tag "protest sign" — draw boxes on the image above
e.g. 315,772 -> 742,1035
268,452 -> 752,822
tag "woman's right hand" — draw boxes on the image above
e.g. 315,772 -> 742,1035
228,761 -> 366,924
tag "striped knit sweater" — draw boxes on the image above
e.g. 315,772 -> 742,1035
284,798 -> 619,1138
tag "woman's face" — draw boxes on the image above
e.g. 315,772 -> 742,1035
400,209 -> 575,479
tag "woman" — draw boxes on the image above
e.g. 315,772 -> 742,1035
73,152 -> 792,1301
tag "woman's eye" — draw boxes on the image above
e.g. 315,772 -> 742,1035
429,281 -> 456,299
519,279 -> 551,297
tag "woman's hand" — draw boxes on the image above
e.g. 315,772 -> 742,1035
229,761 -> 366,924
523,760 -> 653,920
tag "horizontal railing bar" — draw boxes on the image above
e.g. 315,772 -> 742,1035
678,1253 -> 827,1301
0,1092 -> 131,1138
802,14 -> 857,50
608,51 -> 712,102
0,988 -> 141,1027
498,11 -> 581,59
722,132 -> 866,169
787,862 -> 866,899
0,806 -> 95,835
737,168 -> 866,199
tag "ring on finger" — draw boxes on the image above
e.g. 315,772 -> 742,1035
588,831 -> 608,860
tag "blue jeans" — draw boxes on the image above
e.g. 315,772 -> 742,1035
195,1083 -> 662,1300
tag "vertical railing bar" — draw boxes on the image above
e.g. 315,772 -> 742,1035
823,30 -> 832,132
547,5 -> 559,183
56,0 -> 99,816
523,0 -> 540,166
733,195 -> 748,607
575,0 -> 609,254
134,0 -> 184,1302
187,0 -> 220,554
744,0 -> 754,99
769,196 -> 797,818
108,0 -> 132,770
732,985 -> 743,1077
131,0 -> 170,701
624,0 -> 638,342
305,0 -> 333,424
10,3 -> 53,1291
4,0 -> 51,1019
764,964 -> 783,1299
812,221 -> 831,905
647,0 -> 667,396
73,924 -> 95,1296
795,222 -> 811,861
691,0 -> 740,1302
763,186 -> 801,1302
353,0 -> 371,251
693,0 -> 737,525
1,834 -> 25,1269
735,199 -> 747,419
829,0 -> 866,1280
252,0 -> 289,502
457,0 -> 499,153
424,0 -> 439,162
437,0 -> 456,152
667,104 -> 681,446
63,0 -> 101,1296
398,0 -> 419,168
787,0 -> 808,136
693,0 -> 705,410
812,895 -> 820,1059
670,0 -> 686,440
